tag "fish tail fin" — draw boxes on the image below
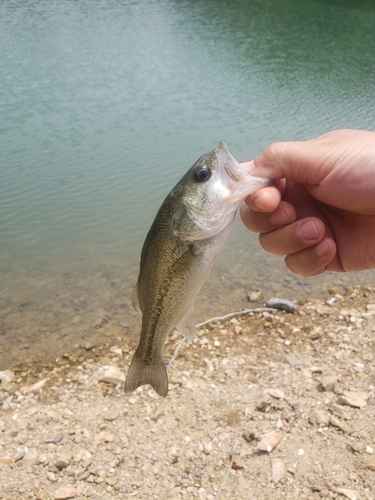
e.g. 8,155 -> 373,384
125,353 -> 168,398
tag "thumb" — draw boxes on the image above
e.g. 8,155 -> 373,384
251,139 -> 329,186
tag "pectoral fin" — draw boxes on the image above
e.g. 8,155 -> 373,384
175,305 -> 196,342
131,281 -> 141,311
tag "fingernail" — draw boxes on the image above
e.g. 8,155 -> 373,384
315,240 -> 331,257
298,220 -> 320,241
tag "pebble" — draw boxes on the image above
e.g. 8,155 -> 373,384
365,459 -> 375,471
257,432 -> 284,453
231,458 -> 245,470
94,431 -> 115,444
264,388 -> 285,399
337,391 -> 368,408
247,289 -> 263,302
101,408 -> 120,421
331,488 -> 358,500
266,297 -> 296,313
271,458 -> 285,484
23,447 -> 39,466
54,487 -> 78,499
0,370 -> 15,384
329,416 -> 354,434
55,452 -> 71,470
99,366 -> 125,385
309,409 -> 329,426
321,371 -> 337,392
284,354 -> 303,369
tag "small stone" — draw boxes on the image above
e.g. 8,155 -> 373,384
55,453 -> 71,470
198,487 -> 207,500
337,391 -> 368,408
348,441 -> 365,453
331,487 -> 359,499
284,354 -> 303,369
54,487 -> 78,499
264,388 -> 285,399
23,447 -> 39,466
94,431 -> 115,444
257,432 -> 284,453
243,429 -> 258,442
328,403 -> 349,419
81,450 -> 93,469
271,458 -> 285,484
0,457 -> 13,468
99,366 -> 125,385
365,459 -> 375,471
329,416 -> 355,434
231,458 -> 245,470
309,409 -> 329,426
101,408 -> 119,421
30,378 -> 47,393
266,297 -> 296,313
321,371 -> 337,392
247,289 -> 263,302
0,370 -> 15,384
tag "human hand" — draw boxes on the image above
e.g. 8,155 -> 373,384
240,129 -> 375,276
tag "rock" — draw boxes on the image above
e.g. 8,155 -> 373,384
284,354 -> 303,369
99,366 -> 125,385
94,431 -> 115,444
309,409 -> 329,426
257,432 -> 284,453
348,441 -> 365,453
81,450 -> 93,469
266,297 -> 296,313
23,447 -> 39,466
264,388 -> 285,399
331,488 -> 358,500
243,429 -> 258,442
328,403 -> 350,419
321,371 -> 337,392
365,459 -> 375,471
231,458 -> 245,470
337,391 -> 368,408
0,457 -> 13,468
271,458 -> 285,484
101,408 -> 120,421
25,379 -> 47,393
247,289 -> 263,302
55,452 -> 71,470
329,416 -> 354,434
54,487 -> 78,499
0,370 -> 15,384
301,366 -> 322,378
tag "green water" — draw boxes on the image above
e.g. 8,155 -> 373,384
1,0 -> 375,367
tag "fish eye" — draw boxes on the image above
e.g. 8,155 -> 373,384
193,164 -> 211,183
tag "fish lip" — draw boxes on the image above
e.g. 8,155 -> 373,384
224,165 -> 240,182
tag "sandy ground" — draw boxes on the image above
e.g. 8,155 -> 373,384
0,284 -> 375,500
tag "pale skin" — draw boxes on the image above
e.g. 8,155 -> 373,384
240,129 -> 375,277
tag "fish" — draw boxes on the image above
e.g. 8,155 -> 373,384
125,141 -> 273,397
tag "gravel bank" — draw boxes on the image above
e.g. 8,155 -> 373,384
1,285 -> 375,500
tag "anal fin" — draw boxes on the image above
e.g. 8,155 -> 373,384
175,305 -> 196,342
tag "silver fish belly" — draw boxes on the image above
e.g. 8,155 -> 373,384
125,141 -> 272,397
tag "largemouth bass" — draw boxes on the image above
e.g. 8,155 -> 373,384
125,141 -> 272,397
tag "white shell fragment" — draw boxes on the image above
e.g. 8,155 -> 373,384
257,432 -> 284,453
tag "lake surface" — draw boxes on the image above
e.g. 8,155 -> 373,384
1,0 -> 375,367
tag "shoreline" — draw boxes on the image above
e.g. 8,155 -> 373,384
1,284 -> 375,499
